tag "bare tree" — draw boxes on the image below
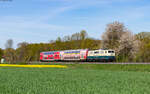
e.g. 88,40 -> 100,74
17,42 -> 29,62
49,40 -> 55,43
5,39 -> 13,49
62,36 -> 70,42
136,32 -> 150,40
80,30 -> 88,40
4,39 -> 16,63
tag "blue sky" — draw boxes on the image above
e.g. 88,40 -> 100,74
0,0 -> 150,48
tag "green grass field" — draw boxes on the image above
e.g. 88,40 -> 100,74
0,64 -> 150,94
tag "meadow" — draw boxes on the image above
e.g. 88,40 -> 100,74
0,64 -> 150,94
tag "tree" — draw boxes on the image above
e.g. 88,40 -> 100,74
0,48 -> 3,60
4,39 -> 16,63
116,31 -> 141,61
62,35 -> 71,42
5,39 -> 13,49
80,30 -> 88,48
101,21 -> 141,62
56,37 -> 61,42
80,30 -> 88,40
4,48 -> 16,63
16,42 -> 29,62
136,32 -> 150,40
135,34 -> 150,62
101,21 -> 126,49
136,40 -> 150,62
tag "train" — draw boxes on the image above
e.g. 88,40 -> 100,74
40,49 -> 115,62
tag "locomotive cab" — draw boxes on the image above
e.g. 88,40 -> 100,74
87,49 -> 115,62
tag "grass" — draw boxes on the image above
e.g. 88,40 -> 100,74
67,64 -> 150,72
0,65 -> 150,94
16,62 -> 150,72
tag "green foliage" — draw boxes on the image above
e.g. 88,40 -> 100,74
16,43 -> 52,62
135,33 -> 150,62
4,48 -> 16,63
135,38 -> 150,62
3,30 -> 100,63
0,67 -> 150,94
136,32 -> 150,40
2,28 -> 150,62
0,48 -> 3,60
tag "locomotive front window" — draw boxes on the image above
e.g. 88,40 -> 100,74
108,51 -> 114,53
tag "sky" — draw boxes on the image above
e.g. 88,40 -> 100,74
0,0 -> 150,49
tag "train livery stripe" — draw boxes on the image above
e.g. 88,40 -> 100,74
87,56 -> 115,60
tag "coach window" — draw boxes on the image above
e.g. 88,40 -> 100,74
105,51 -> 107,53
94,51 -> 99,54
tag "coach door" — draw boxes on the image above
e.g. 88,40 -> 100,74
80,51 -> 84,60
81,54 -> 84,60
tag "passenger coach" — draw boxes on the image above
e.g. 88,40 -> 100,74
60,49 -> 88,61
40,51 -> 60,62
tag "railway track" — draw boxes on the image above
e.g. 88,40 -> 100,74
29,61 -> 150,64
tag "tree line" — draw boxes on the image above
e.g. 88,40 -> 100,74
1,30 -> 100,63
1,21 -> 150,63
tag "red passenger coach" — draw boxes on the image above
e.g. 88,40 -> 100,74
40,51 -> 61,62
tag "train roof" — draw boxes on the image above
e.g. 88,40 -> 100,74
89,49 -> 115,51
63,49 -> 88,51
41,49 -> 88,53
40,49 -> 115,53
